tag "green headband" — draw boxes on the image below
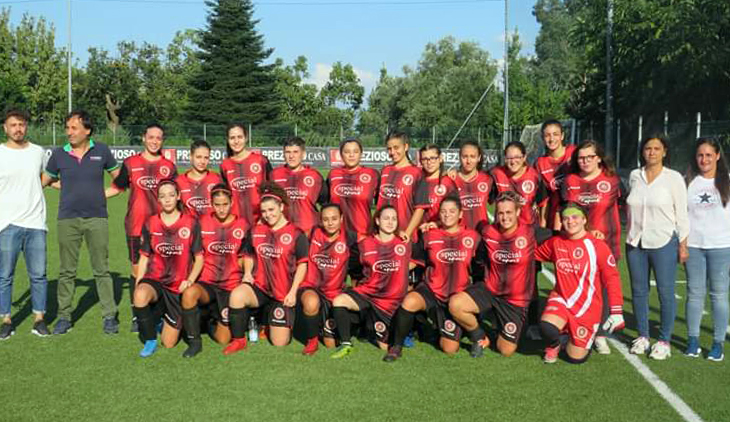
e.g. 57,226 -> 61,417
561,206 -> 586,218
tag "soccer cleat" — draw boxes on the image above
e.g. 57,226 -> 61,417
543,344 -> 560,364
330,343 -> 353,359
707,342 -> 724,362
52,318 -> 72,335
593,336 -> 611,355
223,338 -> 248,356
31,320 -> 50,337
630,336 -> 650,355
684,336 -> 700,358
302,337 -> 319,356
383,345 -> 402,363
182,341 -> 202,358
649,341 -> 671,360
0,322 -> 14,340
139,340 -> 158,358
103,316 -> 119,335
469,337 -> 490,358
403,332 -> 415,348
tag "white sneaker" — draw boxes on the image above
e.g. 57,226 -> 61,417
649,341 -> 671,360
630,336 -> 650,355
594,336 -> 611,355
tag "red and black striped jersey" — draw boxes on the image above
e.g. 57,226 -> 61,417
198,213 -> 249,291
453,171 -> 493,230
376,164 -> 429,233
177,170 -> 223,218
354,236 -> 420,316
325,166 -> 380,237
535,145 -> 575,228
490,165 -> 545,227
419,227 -> 480,302
422,175 -> 457,223
271,165 -> 325,236
301,228 -> 360,302
140,213 -> 202,294
220,152 -> 272,227
113,153 -> 177,237
243,222 -> 308,301
535,233 -> 624,318
477,223 -> 537,308
560,171 -> 624,258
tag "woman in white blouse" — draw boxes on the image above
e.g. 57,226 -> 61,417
684,137 -> 730,362
626,135 -> 689,360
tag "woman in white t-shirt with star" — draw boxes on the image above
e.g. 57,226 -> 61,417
684,137 -> 730,362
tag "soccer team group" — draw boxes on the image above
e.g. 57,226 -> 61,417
3,109 -> 718,364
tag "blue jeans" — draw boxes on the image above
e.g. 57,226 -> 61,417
0,224 -> 48,317
685,247 -> 730,343
626,236 -> 678,342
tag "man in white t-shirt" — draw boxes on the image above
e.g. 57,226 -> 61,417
0,110 -> 50,339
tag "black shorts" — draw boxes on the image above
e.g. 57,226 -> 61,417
250,284 -> 294,329
464,283 -> 527,344
140,279 -> 182,329
126,236 -> 142,265
343,289 -> 391,343
414,284 -> 462,341
201,283 -> 232,326
298,288 -> 336,339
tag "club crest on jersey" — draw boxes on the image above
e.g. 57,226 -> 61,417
607,254 -> 616,267
303,176 -> 315,187
521,180 -> 535,194
324,318 -> 336,332
394,244 -> 407,256
515,236 -> 527,249
159,166 -> 171,177
402,174 -> 414,186
478,182 -> 489,193
434,184 -> 447,196
374,321 -> 386,333
573,247 -> 584,259
359,173 -> 372,184
178,227 -> 191,239
597,181 -> 611,193
462,236 -> 475,249
233,228 -> 244,240
550,174 -> 565,191
444,319 -> 457,333
250,163 -> 261,174
221,307 -> 229,322
280,233 -> 293,245
373,259 -> 400,274
576,326 -> 588,339
504,322 -> 517,335
334,242 -> 346,254
135,176 -> 157,191
273,306 -> 286,321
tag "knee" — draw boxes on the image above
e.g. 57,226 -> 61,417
448,294 -> 466,315
229,285 -> 249,308
440,340 -> 460,356
332,294 -> 347,308
497,342 -> 517,357
401,294 -> 420,313
181,289 -> 200,309
540,321 -> 561,343
301,292 -> 320,316
564,349 -> 590,364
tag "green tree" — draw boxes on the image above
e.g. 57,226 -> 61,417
273,56 -> 323,129
187,0 -> 280,125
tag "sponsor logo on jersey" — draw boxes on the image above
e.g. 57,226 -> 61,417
256,243 -> 282,258
435,248 -> 469,263
597,180 -> 611,193
380,183 -> 404,199
374,321 -> 387,333
155,242 -> 184,257
478,182 -> 489,193
373,259 -> 401,274
284,186 -> 307,201
521,180 -> 535,194
515,236 -> 527,249
334,242 -> 346,254
136,176 -> 157,191
444,319 -> 457,333
359,173 -> 372,184
280,233 -> 293,245
333,183 -> 363,197
186,196 -> 209,211
491,249 -> 522,264
207,241 -> 236,255
250,163 -> 261,174
504,322 -> 517,335
178,227 -> 191,239
556,258 -> 580,275
573,247 -> 584,259
434,184 -> 447,196
462,236 -> 475,249
402,174 -> 414,186
576,326 -> 588,339
303,175 -> 315,187
461,194 -> 484,209
607,254 -> 616,267
229,176 -> 257,191
394,244 -> 407,256
312,254 -> 339,270
159,166 -> 171,177
578,192 -> 601,204
232,228 -> 244,240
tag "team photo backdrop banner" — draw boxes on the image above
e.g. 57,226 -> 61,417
43,146 -> 500,169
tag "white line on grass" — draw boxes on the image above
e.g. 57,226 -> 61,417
608,338 -> 705,422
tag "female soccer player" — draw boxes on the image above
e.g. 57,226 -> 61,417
179,184 -> 249,358
298,204 -> 360,355
330,205 -> 420,358
449,192 -> 544,358
535,119 -> 575,231
449,140 -> 493,230
106,123 -> 177,332
383,196 -> 479,362
418,144 -> 456,223
536,203 -> 625,364
271,137 -> 325,237
490,141 -> 545,227
376,132 -> 429,240
132,179 -> 204,358
325,138 -> 380,239
220,123 -> 272,227
178,140 -> 223,217
223,183 -> 309,354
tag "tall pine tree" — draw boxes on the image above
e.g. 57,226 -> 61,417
187,0 -> 280,125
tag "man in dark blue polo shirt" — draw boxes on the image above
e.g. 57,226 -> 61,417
42,110 -> 121,335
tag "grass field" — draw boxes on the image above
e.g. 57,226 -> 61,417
3,183 -> 729,422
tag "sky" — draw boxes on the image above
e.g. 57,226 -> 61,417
3,0 -> 541,95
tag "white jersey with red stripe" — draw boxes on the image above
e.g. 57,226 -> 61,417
535,233 -> 623,319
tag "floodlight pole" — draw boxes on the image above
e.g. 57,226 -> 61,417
67,0 -> 72,113
502,0 -> 509,150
